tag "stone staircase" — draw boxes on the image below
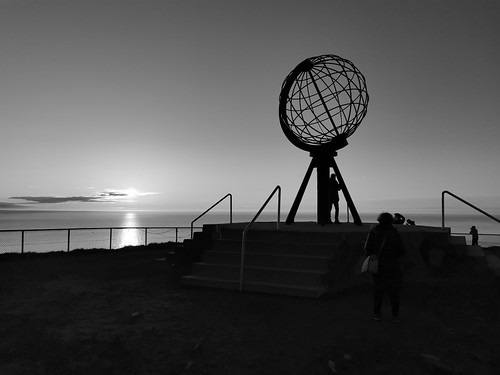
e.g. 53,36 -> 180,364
180,223 -> 366,298
177,223 -> 500,298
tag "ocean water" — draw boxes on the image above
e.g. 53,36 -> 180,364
1,209 -> 499,254
0,210 -> 205,254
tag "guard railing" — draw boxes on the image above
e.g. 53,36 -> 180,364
441,190 -> 500,228
0,226 -> 201,254
190,193 -> 233,238
441,190 -> 500,245
240,185 -> 281,291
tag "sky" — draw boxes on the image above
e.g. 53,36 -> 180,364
1,0 -> 499,216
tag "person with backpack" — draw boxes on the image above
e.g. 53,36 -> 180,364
364,212 -> 406,322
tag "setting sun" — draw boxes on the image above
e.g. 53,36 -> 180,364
123,188 -> 139,198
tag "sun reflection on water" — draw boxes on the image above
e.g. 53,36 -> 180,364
117,212 -> 141,248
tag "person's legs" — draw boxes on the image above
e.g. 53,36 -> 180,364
333,200 -> 340,223
327,202 -> 334,223
389,284 -> 400,320
373,283 -> 383,319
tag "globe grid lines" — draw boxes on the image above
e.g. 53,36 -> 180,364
279,54 -> 369,150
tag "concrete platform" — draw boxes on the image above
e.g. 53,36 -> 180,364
219,221 -> 450,235
486,255 -> 500,277
180,221 -> 452,298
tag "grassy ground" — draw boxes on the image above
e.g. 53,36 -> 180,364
0,247 -> 499,374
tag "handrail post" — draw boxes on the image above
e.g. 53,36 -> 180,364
21,230 -> 25,254
240,185 -> 281,292
441,191 -> 446,228
230,194 -> 233,224
239,240 -> 246,290
67,229 -> 71,252
109,228 -> 113,250
144,228 -> 148,246
277,187 -> 281,231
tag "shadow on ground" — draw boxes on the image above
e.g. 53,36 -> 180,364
0,247 -> 499,374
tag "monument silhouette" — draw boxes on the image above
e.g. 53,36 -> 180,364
279,54 -> 369,225
181,55 -> 492,299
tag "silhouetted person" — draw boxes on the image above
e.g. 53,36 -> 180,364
364,212 -> 406,322
470,226 -> 479,246
328,174 -> 341,224
394,213 -> 405,224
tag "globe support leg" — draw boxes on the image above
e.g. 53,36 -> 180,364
285,159 -> 315,225
285,156 -> 363,226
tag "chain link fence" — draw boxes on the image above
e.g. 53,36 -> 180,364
0,226 -> 201,254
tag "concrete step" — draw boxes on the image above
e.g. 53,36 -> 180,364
449,236 -> 466,246
190,263 -> 327,287
464,245 -> 488,274
486,255 -> 500,277
181,275 -> 239,291
203,250 -> 331,271
465,245 -> 485,257
212,239 -> 339,257
219,227 -> 350,244
459,246 -> 500,279
449,236 -> 467,255
181,275 -> 328,298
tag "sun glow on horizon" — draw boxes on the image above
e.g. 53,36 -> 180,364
123,188 -> 140,197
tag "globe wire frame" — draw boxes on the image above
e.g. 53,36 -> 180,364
278,55 -> 368,225
279,54 -> 369,154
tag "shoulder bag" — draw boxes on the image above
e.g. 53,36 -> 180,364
361,235 -> 387,274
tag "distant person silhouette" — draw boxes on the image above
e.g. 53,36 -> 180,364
328,174 -> 341,224
394,213 -> 405,224
470,226 -> 479,246
364,212 -> 406,322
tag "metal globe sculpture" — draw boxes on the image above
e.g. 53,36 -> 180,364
279,54 -> 368,225
279,54 -> 369,153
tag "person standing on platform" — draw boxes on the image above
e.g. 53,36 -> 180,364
364,212 -> 406,322
470,226 -> 479,246
328,174 -> 342,224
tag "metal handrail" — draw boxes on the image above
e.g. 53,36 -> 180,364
453,232 -> 500,237
441,190 -> 500,228
240,185 -> 281,292
190,193 -> 233,238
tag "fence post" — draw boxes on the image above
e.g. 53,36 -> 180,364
109,228 -> 113,250
144,228 -> 148,246
67,229 -> 71,252
176,228 -> 178,243
21,230 -> 25,254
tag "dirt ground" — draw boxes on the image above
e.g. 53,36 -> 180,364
0,247 -> 499,375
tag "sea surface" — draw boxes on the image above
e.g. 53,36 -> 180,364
1,209 -> 499,254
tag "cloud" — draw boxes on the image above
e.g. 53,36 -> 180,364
0,202 -> 30,209
99,191 -> 128,197
10,196 -> 104,204
9,189 -> 158,205
101,189 -> 158,198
